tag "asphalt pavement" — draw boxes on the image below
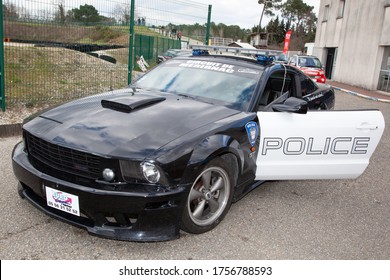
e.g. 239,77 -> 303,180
327,80 -> 390,102
0,90 -> 389,260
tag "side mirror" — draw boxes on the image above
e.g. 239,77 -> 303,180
272,97 -> 308,114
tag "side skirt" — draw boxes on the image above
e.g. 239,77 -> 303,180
232,179 -> 266,203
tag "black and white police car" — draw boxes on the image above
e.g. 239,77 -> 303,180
12,46 -> 385,241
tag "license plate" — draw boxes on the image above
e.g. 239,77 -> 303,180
45,186 -> 80,216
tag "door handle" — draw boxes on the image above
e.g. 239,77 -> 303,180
356,124 -> 378,130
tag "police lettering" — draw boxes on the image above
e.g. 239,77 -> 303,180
262,137 -> 370,155
179,61 -> 235,73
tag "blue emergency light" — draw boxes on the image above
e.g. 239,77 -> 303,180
257,54 -> 274,66
192,49 -> 209,56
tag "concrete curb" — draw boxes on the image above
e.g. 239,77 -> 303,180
331,86 -> 390,103
0,123 -> 22,138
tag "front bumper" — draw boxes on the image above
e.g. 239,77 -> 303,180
12,141 -> 189,242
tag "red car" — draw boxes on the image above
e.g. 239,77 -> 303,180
288,55 -> 326,83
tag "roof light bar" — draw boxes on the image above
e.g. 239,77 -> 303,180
189,44 -> 281,66
189,44 -> 282,57
192,49 -> 209,56
257,54 -> 274,66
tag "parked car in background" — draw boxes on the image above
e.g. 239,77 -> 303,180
272,54 -> 288,64
288,55 -> 326,83
158,49 -> 192,63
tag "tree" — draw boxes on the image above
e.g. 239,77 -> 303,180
37,8 -> 52,21
266,16 -> 284,45
54,2 -> 66,24
279,0 -> 315,50
2,2 -> 19,20
69,4 -> 101,24
113,3 -> 137,25
257,0 -> 282,33
280,0 -> 313,28
304,11 -> 317,42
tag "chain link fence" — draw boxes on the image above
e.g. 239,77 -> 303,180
1,0 -> 209,111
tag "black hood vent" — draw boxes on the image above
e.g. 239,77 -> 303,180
101,97 -> 166,113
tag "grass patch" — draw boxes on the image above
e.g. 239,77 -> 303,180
5,45 -> 128,106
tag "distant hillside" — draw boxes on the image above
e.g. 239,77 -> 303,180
4,21 -> 161,45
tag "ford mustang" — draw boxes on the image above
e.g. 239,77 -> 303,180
12,50 -> 384,241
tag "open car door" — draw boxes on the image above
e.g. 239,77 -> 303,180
256,108 -> 385,180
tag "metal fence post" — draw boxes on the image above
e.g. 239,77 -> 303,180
205,5 -> 212,46
0,0 -> 6,112
128,0 -> 135,84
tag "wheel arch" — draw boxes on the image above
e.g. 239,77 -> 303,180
180,134 -> 243,187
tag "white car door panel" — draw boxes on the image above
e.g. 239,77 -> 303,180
255,110 -> 385,180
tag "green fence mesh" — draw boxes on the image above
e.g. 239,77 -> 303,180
1,0 -> 208,111
134,34 -> 181,63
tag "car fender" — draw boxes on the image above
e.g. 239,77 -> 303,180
151,112 -> 256,186
180,134 -> 244,185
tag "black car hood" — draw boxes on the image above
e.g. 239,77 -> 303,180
24,88 -> 239,159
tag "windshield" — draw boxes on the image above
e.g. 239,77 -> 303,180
133,59 -> 261,111
275,54 -> 288,62
298,57 -> 322,68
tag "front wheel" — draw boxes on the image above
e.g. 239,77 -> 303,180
181,158 -> 234,234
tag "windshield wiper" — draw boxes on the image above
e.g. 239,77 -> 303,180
175,93 -> 197,100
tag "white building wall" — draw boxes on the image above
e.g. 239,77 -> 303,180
314,0 -> 390,90
380,5 -> 390,45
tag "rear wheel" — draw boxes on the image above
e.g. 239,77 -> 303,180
181,158 -> 234,234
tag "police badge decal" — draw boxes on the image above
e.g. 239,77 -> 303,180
245,121 -> 259,147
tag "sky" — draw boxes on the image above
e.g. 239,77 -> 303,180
200,0 -> 320,29
8,0 -> 320,29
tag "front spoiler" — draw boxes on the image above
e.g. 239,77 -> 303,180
13,141 -> 189,242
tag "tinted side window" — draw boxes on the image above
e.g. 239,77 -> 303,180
299,72 -> 317,96
258,71 -> 293,109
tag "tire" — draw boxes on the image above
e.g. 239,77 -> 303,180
181,157 -> 234,234
318,103 -> 328,110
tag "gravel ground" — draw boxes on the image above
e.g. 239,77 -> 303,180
0,105 -> 48,125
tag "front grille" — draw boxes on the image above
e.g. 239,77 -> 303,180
25,132 -> 102,180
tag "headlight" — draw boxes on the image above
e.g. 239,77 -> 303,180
120,160 -> 168,185
140,162 -> 161,183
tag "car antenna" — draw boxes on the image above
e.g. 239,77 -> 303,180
281,63 -> 287,96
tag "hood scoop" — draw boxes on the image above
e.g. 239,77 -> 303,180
101,97 -> 166,113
